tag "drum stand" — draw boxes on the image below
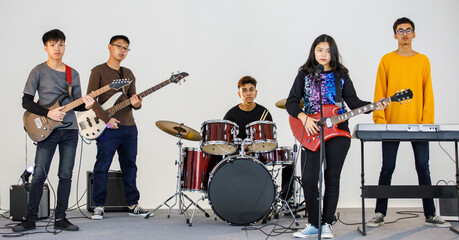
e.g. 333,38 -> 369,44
263,164 -> 300,226
146,129 -> 210,223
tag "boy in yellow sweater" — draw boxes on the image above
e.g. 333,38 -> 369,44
367,17 -> 450,228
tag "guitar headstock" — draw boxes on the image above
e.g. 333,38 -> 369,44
109,79 -> 132,90
390,88 -> 413,104
170,72 -> 189,84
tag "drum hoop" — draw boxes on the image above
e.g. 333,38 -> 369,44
245,120 -> 276,128
201,119 -> 239,129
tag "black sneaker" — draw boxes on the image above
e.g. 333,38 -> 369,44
54,218 -> 79,231
128,204 -> 151,217
12,218 -> 36,232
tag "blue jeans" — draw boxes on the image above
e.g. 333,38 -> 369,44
375,141 -> 436,217
27,129 -> 78,220
93,125 -> 140,206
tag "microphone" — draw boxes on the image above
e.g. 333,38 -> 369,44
314,64 -> 324,77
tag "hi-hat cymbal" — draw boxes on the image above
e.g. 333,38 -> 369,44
275,98 -> 304,109
156,120 -> 202,141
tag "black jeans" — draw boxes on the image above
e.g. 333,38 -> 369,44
300,136 -> 350,227
375,141 -> 435,217
27,129 -> 78,220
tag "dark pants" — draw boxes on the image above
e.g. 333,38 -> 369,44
27,129 -> 78,220
375,141 -> 436,218
300,136 -> 350,227
93,125 -> 140,206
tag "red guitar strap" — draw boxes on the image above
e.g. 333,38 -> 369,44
65,65 -> 72,84
65,64 -> 72,96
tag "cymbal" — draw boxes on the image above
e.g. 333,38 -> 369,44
155,120 -> 202,141
275,98 -> 304,109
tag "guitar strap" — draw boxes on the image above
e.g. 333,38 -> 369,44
119,67 -> 127,96
65,64 -> 72,97
334,71 -> 342,108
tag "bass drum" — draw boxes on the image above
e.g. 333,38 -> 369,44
207,156 -> 275,225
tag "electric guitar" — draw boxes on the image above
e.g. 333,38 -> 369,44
289,89 -> 413,152
77,72 -> 189,140
23,79 -> 132,142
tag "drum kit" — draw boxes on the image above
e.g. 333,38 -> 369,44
148,99 -> 304,227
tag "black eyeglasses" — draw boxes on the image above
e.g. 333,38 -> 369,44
111,43 -> 130,52
396,28 -> 413,35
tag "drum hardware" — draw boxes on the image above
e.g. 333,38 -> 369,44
147,121 -> 210,223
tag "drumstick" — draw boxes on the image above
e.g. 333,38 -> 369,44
260,110 -> 267,121
260,110 -> 269,121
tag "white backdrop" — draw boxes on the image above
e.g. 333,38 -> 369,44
1,0 -> 458,211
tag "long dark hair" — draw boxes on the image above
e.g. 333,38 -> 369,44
299,34 -> 348,74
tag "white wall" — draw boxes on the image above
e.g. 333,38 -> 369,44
1,0 -> 458,210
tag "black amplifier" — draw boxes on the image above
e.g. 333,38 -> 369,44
10,184 -> 50,221
87,170 -> 129,212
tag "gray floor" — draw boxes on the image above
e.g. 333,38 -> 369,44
0,207 -> 458,240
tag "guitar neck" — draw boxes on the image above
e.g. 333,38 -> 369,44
330,98 -> 390,125
106,79 -> 171,117
61,85 -> 111,113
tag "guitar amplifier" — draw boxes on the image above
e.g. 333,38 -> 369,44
10,184 -> 50,221
87,170 -> 129,212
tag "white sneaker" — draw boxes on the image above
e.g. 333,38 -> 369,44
293,223 -> 318,238
91,206 -> 104,220
321,223 -> 334,239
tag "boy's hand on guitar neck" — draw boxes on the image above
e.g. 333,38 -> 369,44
82,94 -> 95,109
297,112 -> 320,136
47,106 -> 66,121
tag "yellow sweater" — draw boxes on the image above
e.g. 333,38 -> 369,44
373,51 -> 434,124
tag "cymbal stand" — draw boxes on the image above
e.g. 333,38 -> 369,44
146,125 -> 209,223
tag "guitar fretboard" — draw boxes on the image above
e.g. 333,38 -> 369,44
106,79 -> 171,117
330,98 -> 390,125
62,85 -> 110,113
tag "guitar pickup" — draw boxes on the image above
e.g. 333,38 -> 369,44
86,117 -> 93,127
94,117 -> 100,124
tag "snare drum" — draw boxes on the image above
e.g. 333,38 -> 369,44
207,155 -> 275,225
246,121 -> 277,153
257,146 -> 293,165
201,120 -> 239,155
181,147 -> 221,192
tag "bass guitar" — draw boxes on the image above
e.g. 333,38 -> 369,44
78,72 -> 189,140
289,89 -> 413,152
23,79 -> 131,142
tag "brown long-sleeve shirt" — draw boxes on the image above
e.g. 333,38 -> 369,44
87,63 -> 140,126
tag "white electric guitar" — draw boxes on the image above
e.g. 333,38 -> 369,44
77,72 -> 188,140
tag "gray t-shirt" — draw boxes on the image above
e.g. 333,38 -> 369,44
23,62 -> 82,129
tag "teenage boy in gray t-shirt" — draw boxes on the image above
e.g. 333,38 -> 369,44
13,29 -> 95,232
